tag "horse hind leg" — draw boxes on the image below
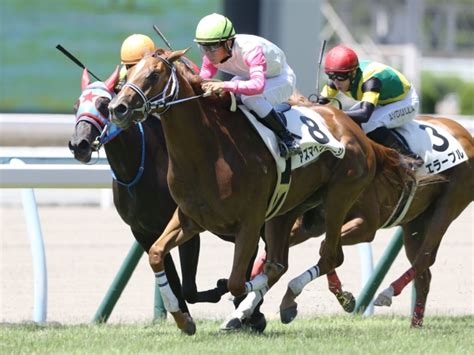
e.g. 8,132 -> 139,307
280,173 -> 370,324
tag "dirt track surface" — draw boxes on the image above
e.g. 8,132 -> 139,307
1,204 -> 472,325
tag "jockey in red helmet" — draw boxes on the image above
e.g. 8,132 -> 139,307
320,45 -> 422,166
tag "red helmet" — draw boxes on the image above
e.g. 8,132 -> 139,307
324,45 -> 359,73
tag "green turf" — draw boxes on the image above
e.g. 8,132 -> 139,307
1,315 -> 473,354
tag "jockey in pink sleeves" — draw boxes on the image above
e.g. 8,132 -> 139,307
194,13 -> 301,159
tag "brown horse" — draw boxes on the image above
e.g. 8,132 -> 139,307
108,49 -> 381,334
275,114 -> 474,327
68,68 -> 231,327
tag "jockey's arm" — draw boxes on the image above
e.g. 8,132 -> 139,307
344,77 -> 381,124
200,56 -> 219,79
320,80 -> 338,98
222,45 -> 267,96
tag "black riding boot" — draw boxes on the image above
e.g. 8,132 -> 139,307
368,126 -> 423,168
260,109 -> 301,159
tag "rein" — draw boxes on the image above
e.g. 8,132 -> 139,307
123,55 -> 209,118
110,122 -> 146,191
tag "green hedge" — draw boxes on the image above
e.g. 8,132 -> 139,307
420,72 -> 473,114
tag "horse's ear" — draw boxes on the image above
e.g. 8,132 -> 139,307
168,48 -> 190,63
104,65 -> 120,92
81,68 -> 90,90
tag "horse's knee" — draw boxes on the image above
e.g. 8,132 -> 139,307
227,278 -> 245,297
414,252 -> 436,273
148,244 -> 165,271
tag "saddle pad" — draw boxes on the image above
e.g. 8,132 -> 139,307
240,105 -> 346,173
394,120 -> 468,176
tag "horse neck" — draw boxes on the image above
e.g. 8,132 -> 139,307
160,78 -> 218,169
104,124 -> 145,182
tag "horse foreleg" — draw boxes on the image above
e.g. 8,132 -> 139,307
326,270 -> 356,313
326,215 -> 376,313
149,208 -> 202,335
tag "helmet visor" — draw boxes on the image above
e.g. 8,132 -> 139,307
326,72 -> 351,81
197,42 -> 223,54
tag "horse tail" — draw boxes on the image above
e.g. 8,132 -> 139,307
370,141 -> 415,189
370,141 -> 446,187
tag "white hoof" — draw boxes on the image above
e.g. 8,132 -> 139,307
374,286 -> 394,307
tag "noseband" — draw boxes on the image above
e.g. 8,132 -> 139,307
76,84 -> 122,150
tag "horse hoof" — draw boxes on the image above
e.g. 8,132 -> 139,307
175,312 -> 196,336
220,318 -> 242,331
337,291 -> 356,313
280,305 -> 298,324
181,320 -> 196,336
411,318 -> 423,328
244,313 -> 267,333
216,278 -> 229,295
374,294 -> 392,307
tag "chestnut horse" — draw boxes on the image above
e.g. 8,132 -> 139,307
277,115 -> 473,327
109,49 -> 380,334
68,68 -> 229,327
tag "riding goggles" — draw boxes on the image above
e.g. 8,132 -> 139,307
198,42 -> 223,53
326,72 -> 351,81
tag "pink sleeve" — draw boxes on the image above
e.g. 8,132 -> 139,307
199,55 -> 218,79
223,45 -> 267,95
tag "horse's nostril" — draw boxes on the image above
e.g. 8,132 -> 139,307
114,103 -> 129,118
78,140 -> 91,152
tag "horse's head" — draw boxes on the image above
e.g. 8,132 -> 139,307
109,48 -> 189,130
69,67 -> 119,163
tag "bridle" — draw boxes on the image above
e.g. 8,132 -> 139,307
75,84 -> 121,151
122,54 -> 209,119
75,83 -> 146,190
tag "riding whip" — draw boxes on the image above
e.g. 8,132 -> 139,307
56,44 -> 102,81
152,25 -> 197,74
315,39 -> 327,95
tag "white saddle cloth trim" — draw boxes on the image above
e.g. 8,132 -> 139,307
394,120 -> 468,177
239,105 -> 346,220
381,119 -> 468,227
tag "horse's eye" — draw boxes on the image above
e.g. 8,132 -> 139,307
73,99 -> 80,113
148,71 -> 160,82
95,97 -> 111,118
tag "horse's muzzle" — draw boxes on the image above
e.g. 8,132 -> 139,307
68,139 -> 92,163
109,102 -> 132,129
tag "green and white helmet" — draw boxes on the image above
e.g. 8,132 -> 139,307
194,13 -> 235,44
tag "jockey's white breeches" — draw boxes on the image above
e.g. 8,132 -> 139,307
232,64 -> 296,117
360,87 -> 420,134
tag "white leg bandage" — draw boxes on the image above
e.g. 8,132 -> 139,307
288,266 -> 320,296
230,287 -> 268,321
155,271 -> 180,313
245,273 -> 268,294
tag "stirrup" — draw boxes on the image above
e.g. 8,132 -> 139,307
279,141 -> 301,159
